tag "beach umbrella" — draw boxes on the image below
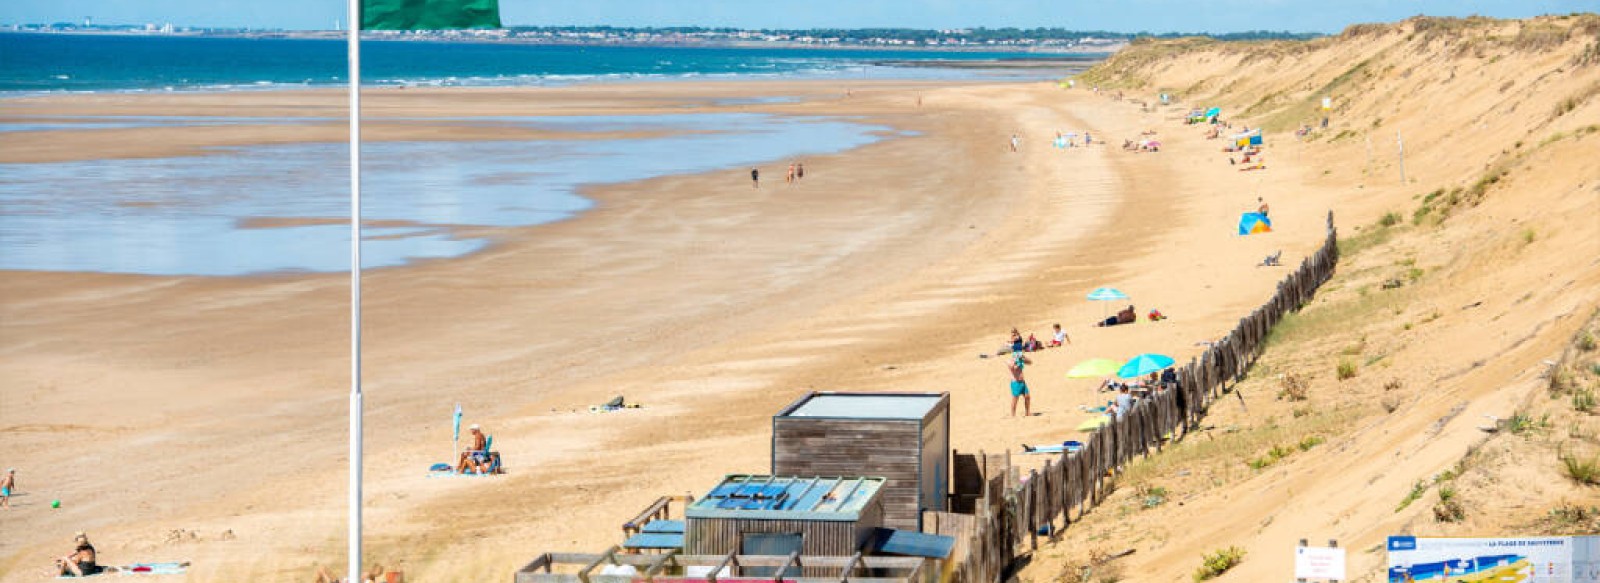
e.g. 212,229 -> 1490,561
1087,287 -> 1130,319
1076,416 -> 1110,431
1238,212 -> 1272,236
1086,287 -> 1128,301
1067,358 -> 1123,378
1117,353 -> 1176,379
452,403 -> 463,460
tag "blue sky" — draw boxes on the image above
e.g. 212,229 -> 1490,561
2,0 -> 1594,32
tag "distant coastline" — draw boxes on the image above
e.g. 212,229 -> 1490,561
0,33 -> 1105,95
0,28 -> 1127,54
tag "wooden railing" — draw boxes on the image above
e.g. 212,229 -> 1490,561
927,212 -> 1340,583
623,495 -> 695,537
514,550 -> 927,583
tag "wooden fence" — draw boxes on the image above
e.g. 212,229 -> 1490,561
926,212 -> 1339,583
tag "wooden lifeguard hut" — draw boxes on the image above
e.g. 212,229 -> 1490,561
771,392 -> 951,531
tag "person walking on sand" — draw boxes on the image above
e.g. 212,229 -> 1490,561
1009,134 -> 1020,153
1007,353 -> 1032,417
0,468 -> 13,509
750,167 -> 760,189
796,162 -> 804,181
786,162 -> 795,185
1257,196 -> 1270,218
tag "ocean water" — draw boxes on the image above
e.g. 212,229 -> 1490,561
0,113 -> 904,275
0,32 -> 1095,94
0,34 -> 1089,276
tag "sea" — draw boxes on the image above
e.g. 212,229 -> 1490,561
0,33 -> 1100,276
0,32 -> 1098,94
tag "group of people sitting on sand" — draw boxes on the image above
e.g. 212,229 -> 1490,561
1099,367 -> 1179,394
1095,368 -> 1180,420
1004,324 -> 1072,354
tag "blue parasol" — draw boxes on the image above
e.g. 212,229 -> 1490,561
1117,353 -> 1175,379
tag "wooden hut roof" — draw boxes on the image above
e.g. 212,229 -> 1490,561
685,475 -> 884,521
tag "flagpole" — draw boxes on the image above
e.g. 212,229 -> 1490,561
346,0 -> 364,579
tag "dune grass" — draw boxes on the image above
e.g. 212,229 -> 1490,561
1193,547 -> 1246,581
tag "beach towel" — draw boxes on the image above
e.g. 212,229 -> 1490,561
1076,416 -> 1110,431
58,563 -> 188,578
1021,441 -> 1083,454
123,563 -> 188,575
426,469 -> 496,478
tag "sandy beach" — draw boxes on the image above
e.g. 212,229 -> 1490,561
1,77 -> 1341,582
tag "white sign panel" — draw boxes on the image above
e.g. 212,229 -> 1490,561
1387,536 -> 1600,583
1295,545 -> 1347,579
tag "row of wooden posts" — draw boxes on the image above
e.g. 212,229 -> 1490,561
925,212 -> 1340,583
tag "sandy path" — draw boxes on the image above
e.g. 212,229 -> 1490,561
0,81 -> 1332,582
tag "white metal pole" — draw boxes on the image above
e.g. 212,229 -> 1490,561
347,0 -> 363,580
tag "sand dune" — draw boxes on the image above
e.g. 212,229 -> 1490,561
1035,15 -> 1600,582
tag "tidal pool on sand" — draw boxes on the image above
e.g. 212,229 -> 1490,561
0,113 -> 899,276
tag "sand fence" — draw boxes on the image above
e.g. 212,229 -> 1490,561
926,212 -> 1339,583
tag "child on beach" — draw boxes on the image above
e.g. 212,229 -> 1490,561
1,468 -> 13,509
750,167 -> 759,188
1050,323 -> 1070,347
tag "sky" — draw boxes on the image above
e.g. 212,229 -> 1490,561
1,0 -> 1594,33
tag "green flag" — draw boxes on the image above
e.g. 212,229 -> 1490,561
361,0 -> 501,30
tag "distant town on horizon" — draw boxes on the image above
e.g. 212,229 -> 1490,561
3,20 -> 1324,51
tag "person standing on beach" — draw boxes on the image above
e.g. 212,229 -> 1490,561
1008,353 -> 1032,417
1257,196 -> 1270,218
1009,134 -> 1020,153
750,167 -> 760,188
796,162 -> 804,181
0,469 -> 13,509
786,162 -> 795,185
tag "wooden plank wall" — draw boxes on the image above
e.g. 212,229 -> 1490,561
773,418 -> 924,531
932,213 -> 1339,583
686,517 -> 861,558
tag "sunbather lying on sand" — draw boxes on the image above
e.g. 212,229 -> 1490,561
1096,305 -> 1137,327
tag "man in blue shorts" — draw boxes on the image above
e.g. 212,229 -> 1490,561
1008,354 -> 1032,417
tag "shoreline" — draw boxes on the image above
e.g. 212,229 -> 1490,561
1,84 -> 934,275
0,78 -> 1337,582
